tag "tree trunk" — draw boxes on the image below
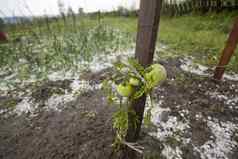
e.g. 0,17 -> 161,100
207,0 -> 212,12
214,18 -> 238,80
126,0 -> 162,143
201,0 -> 207,13
216,0 -> 222,12
235,0 -> 238,9
122,2 -> 162,159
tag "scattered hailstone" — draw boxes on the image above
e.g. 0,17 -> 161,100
2,80 -> 103,116
45,94 -> 74,111
206,91 -> 238,109
195,119 -> 238,159
46,50 -> 134,81
146,99 -> 191,159
88,49 -> 134,73
152,116 -> 190,141
43,80 -> 102,112
146,100 -> 190,156
150,100 -> 170,124
179,109 -> 189,118
162,145 -> 183,159
226,97 -> 238,106
146,99 -> 190,134
223,73 -> 238,81
180,58 -> 238,81
14,97 -> 37,115
180,58 -> 209,76
47,70 -> 78,81
195,113 -> 203,120
70,80 -> 102,94
207,91 -> 228,101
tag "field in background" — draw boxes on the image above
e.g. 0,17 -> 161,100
102,12 -> 238,72
1,11 -> 238,88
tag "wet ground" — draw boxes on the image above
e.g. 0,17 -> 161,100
0,54 -> 238,159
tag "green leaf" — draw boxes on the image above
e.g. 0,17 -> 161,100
132,86 -> 145,99
127,58 -> 144,74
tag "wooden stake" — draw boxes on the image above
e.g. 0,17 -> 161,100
214,18 -> 238,80
126,0 -> 162,143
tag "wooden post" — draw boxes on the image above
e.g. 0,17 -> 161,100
126,0 -> 162,143
214,18 -> 238,80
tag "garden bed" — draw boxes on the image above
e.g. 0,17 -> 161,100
0,56 -> 238,159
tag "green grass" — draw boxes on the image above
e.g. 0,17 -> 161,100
1,11 -> 238,83
95,12 -> 238,72
158,12 -> 238,71
0,18 -> 133,86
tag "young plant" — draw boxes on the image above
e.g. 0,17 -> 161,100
102,58 -> 167,148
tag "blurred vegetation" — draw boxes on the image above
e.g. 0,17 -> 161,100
0,6 -> 238,88
158,11 -> 238,71
90,11 -> 238,72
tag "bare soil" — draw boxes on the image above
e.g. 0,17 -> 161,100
0,57 -> 238,159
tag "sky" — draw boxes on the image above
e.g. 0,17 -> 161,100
0,0 -> 140,17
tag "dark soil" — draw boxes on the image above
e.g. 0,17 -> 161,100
31,80 -> 72,102
0,90 -> 115,159
0,57 -> 238,159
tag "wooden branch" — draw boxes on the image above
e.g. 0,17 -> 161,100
126,0 -> 162,142
214,17 -> 238,80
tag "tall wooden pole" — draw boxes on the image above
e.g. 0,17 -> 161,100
214,18 -> 238,80
126,0 -> 162,143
